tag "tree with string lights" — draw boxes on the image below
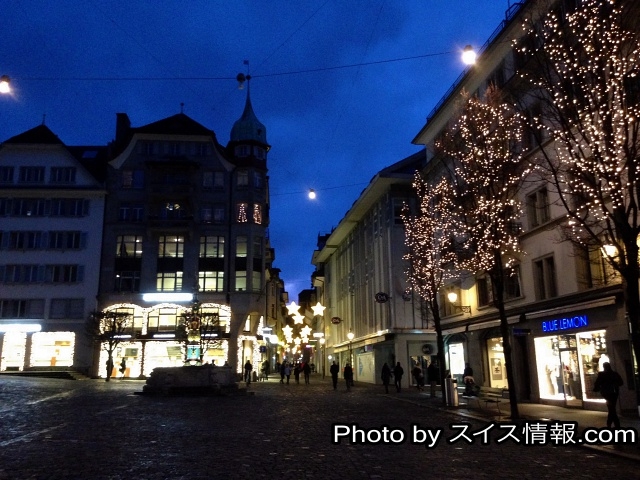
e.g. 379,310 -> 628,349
518,0 -> 640,411
403,174 -> 457,406
87,310 -> 133,382
438,88 -> 531,419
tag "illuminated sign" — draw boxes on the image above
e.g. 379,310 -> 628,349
541,315 -> 588,332
142,293 -> 193,302
0,323 -> 42,333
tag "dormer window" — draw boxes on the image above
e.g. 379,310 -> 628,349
255,147 -> 266,160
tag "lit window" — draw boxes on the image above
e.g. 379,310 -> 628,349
236,203 -> 248,223
253,204 -> 262,224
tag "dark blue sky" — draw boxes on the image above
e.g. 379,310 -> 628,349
0,0 -> 511,297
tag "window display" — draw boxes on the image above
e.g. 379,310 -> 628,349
487,337 -> 508,389
534,330 -> 607,405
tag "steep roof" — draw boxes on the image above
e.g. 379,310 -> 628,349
3,124 -> 64,145
134,112 -> 216,137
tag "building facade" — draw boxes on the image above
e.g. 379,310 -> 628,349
312,151 -> 435,388
96,91 -> 273,378
0,125 -> 107,373
412,0 -> 636,413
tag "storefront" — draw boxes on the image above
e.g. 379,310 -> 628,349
525,300 -> 628,411
534,329 -> 607,408
0,327 -> 76,371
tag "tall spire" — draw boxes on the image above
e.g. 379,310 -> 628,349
230,75 -> 268,146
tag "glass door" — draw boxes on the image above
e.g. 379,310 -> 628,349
559,348 -> 583,407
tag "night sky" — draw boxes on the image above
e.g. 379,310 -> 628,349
0,0 -> 511,297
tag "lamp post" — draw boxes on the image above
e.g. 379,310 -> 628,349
347,330 -> 354,365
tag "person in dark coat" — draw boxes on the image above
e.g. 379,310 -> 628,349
594,362 -> 624,428
279,362 -> 286,383
344,363 -> 354,391
381,363 -> 392,393
303,362 -> 311,384
330,361 -> 339,390
412,365 -> 424,391
393,362 -> 404,392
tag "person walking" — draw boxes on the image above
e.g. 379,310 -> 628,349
330,361 -> 339,390
412,364 -> 424,391
393,362 -> 404,393
244,360 -> 253,385
344,363 -> 354,391
594,362 -> 624,428
279,362 -> 286,384
381,362 -> 392,394
303,361 -> 311,384
284,362 -> 292,384
463,362 -> 475,396
294,363 -> 301,384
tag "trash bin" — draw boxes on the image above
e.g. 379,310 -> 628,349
445,377 -> 459,406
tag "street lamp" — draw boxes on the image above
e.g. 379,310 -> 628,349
447,291 -> 471,314
0,75 -> 10,94
461,45 -> 477,65
347,330 -> 354,364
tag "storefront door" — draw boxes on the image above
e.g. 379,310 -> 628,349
559,348 -> 583,408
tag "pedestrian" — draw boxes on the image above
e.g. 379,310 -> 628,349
594,362 -> 624,428
244,360 -> 253,385
344,363 -> 353,391
427,362 -> 439,398
412,364 -> 424,391
381,362 -> 392,394
261,360 -> 269,381
119,357 -> 127,378
393,362 -> 404,392
330,361 -> 339,390
303,361 -> 311,384
279,362 -> 286,384
284,363 -> 291,384
463,362 -> 475,396
294,363 -> 301,384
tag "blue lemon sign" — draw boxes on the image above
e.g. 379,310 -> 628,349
541,315 -> 588,333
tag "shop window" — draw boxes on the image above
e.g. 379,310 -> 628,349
447,342 -> 466,384
487,337 -> 507,389
534,330 -> 607,404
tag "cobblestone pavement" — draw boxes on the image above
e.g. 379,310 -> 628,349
0,374 -> 637,479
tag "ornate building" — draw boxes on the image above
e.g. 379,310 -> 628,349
96,89 -> 274,377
